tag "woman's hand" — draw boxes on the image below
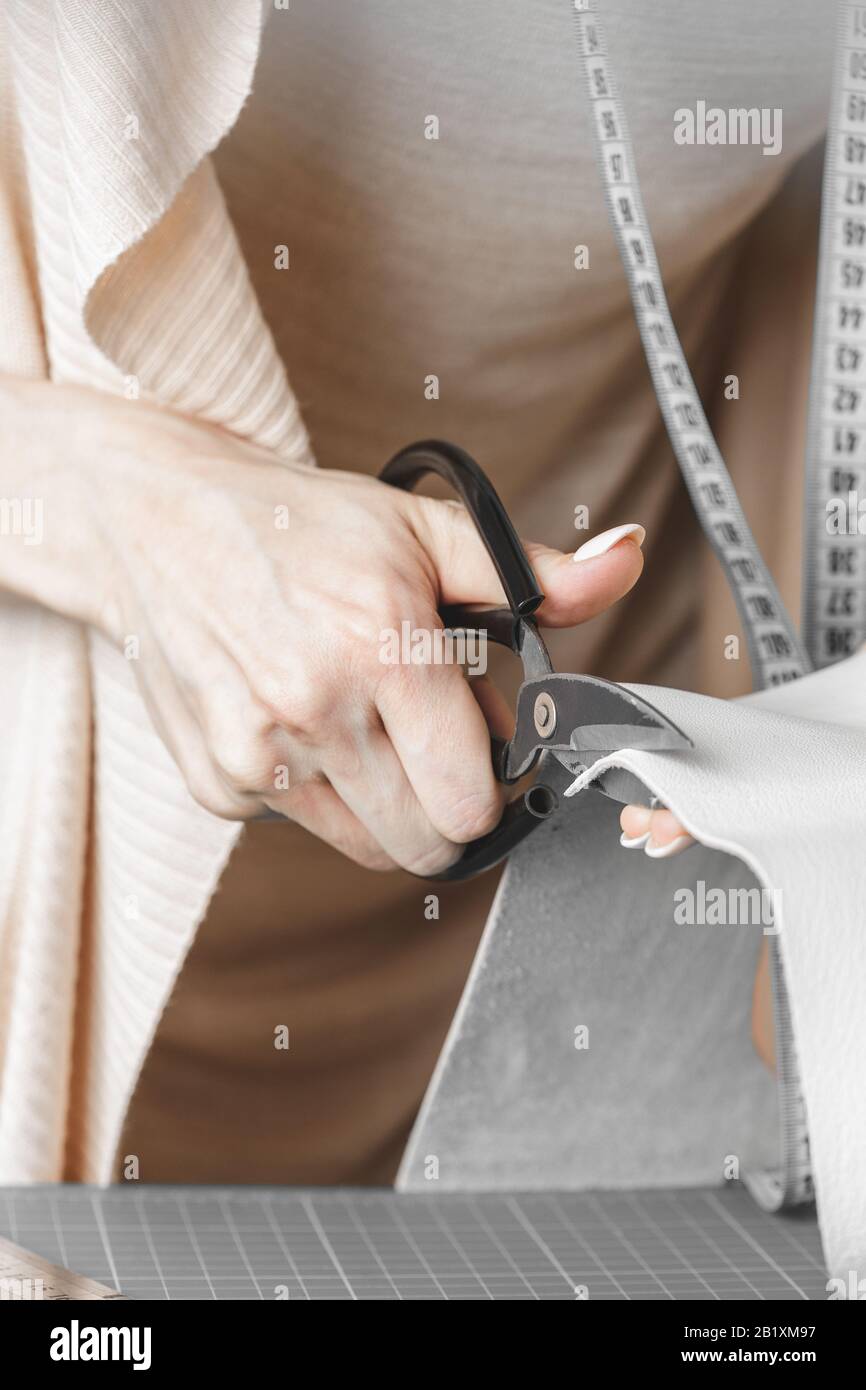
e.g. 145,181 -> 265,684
1,376 -> 646,876
619,803 -> 694,858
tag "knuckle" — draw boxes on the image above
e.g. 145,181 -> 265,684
360,576 -> 410,631
323,737 -> 365,782
208,704 -> 279,791
438,788 -> 502,844
212,737 -> 273,791
372,652 -> 429,712
258,672 -> 331,738
184,766 -> 252,821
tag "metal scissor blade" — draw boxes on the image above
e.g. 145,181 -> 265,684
541,676 -> 693,808
550,673 -> 692,752
569,721 -> 691,756
508,672 -> 692,780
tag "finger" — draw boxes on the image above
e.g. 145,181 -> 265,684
409,493 -> 645,628
324,723 -> 467,876
535,526 -> 645,627
468,673 -> 514,740
190,659 -> 313,805
266,776 -> 397,872
134,641 -> 263,821
620,803 -> 695,858
376,658 -> 505,848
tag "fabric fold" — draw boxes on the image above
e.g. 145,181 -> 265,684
0,0 -> 314,1181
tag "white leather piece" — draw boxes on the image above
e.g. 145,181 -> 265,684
398,650 -> 866,1279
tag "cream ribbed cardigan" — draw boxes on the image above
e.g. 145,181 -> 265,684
0,0 -> 313,1182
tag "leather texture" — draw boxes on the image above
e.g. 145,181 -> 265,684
399,650 -> 866,1280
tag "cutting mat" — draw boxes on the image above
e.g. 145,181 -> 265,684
0,1184 -> 825,1300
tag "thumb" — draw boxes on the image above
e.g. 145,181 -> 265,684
408,493 -> 645,628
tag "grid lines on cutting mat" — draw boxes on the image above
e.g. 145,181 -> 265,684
0,1185 -> 826,1301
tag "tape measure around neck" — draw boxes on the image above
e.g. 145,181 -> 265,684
802,2 -> 866,665
570,0 -> 824,1211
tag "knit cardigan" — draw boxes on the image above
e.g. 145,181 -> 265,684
0,0 -> 313,1182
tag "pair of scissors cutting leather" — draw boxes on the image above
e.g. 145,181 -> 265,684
379,440 -> 693,882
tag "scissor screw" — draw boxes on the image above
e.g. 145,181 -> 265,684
533,692 -> 557,738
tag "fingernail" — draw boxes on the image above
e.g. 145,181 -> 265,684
574,523 -> 645,562
620,830 -> 651,849
645,835 -> 694,859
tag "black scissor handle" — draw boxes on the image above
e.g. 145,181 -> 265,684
381,440 -> 544,623
379,440 -> 559,881
380,440 -> 553,678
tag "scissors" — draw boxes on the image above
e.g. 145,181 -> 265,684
379,440 -> 693,882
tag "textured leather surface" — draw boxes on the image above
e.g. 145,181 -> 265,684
399,651 -> 866,1279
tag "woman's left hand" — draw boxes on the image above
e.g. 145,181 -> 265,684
619,802 -> 694,858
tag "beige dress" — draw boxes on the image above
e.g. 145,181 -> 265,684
120,0 -> 832,1183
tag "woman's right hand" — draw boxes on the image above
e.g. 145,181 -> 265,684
2,377 -> 646,875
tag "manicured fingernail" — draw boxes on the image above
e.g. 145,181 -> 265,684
620,831 -> 651,849
645,835 -> 694,859
574,523 -> 645,562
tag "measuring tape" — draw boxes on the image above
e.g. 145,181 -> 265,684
0,1235 -> 125,1299
568,0 -> 863,1212
803,2 -> 866,664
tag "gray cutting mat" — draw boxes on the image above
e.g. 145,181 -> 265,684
0,1184 -> 825,1301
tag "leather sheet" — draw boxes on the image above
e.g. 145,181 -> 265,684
398,651 -> 866,1280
